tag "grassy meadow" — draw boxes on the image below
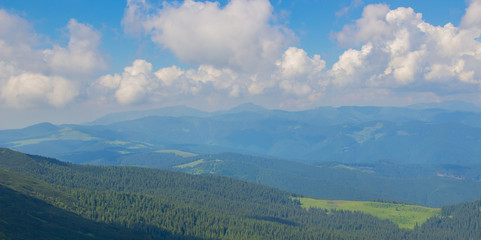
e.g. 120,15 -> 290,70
294,197 -> 440,229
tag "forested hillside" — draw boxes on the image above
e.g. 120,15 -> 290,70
1,148 -> 481,239
0,184 -> 150,240
109,151 -> 481,207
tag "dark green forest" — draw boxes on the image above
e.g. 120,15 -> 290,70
1,148 -> 480,239
115,151 -> 481,207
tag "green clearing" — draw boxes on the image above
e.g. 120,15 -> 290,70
347,122 -> 384,144
174,159 -> 205,169
107,140 -> 129,145
294,197 -> 440,229
156,149 -> 198,158
333,164 -> 355,170
11,128 -> 98,147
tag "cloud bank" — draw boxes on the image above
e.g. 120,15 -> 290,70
334,4 -> 481,91
3,0 -> 481,111
122,0 -> 294,72
0,10 -> 104,109
102,0 -> 481,107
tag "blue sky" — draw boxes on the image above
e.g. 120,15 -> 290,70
0,0 -> 480,129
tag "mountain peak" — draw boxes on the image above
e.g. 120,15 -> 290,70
228,103 -> 266,113
408,101 -> 481,112
89,105 -> 209,125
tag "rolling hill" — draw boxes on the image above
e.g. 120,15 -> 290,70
1,148 -> 481,239
0,148 -> 407,239
0,183 -> 150,240
2,104 -> 481,208
114,151 -> 481,207
2,104 -> 481,165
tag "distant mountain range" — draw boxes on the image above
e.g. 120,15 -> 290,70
2,103 -> 481,207
2,103 -> 481,164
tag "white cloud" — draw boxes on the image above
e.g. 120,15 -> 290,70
0,9 -> 32,42
0,10 -> 105,109
185,65 -> 240,95
330,43 -> 373,87
154,66 -> 184,87
335,0 -> 364,17
97,74 -> 122,90
122,0 -> 293,72
98,60 -> 156,105
1,73 -> 78,108
461,0 -> 481,29
43,19 -> 105,76
336,4 -> 391,46
96,59 -> 249,104
274,47 -> 326,96
0,9 -> 43,73
278,80 -> 312,96
121,0 -> 150,37
276,47 -> 325,79
94,1 -> 481,109
115,0 -> 331,106
332,3 -> 481,94
97,48 -> 330,105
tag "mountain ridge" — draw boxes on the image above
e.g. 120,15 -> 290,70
2,104 -> 481,164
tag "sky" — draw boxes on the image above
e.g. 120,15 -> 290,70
1,0 -> 481,129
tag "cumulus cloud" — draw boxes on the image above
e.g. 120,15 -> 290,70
100,0 -> 481,108
276,47 -> 325,79
97,58 -> 252,104
330,43 -> 373,87
274,47 -> 326,96
43,19 -> 105,76
154,66 -> 184,87
336,4 -> 391,46
112,0 -> 327,106
121,0 -> 151,37
0,9 -> 43,74
97,60 -> 156,105
97,46 -> 331,106
331,3 -> 481,94
0,10 -> 104,108
461,0 -> 481,29
1,73 -> 78,108
122,0 -> 294,71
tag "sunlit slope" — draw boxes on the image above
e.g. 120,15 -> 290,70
295,197 -> 440,229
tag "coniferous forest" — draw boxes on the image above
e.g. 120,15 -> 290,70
1,148 -> 481,239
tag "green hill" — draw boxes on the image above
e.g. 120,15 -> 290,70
0,148 -> 407,239
118,151 -> 481,207
1,148 -> 481,239
0,183 -> 151,240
